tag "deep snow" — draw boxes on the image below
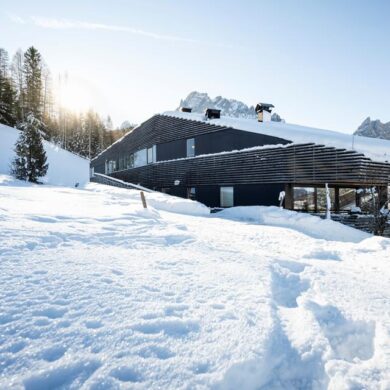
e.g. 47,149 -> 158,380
0,176 -> 389,389
0,124 -> 89,187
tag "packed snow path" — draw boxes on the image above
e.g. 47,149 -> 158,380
0,176 -> 389,389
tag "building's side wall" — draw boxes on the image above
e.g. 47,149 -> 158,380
91,114 -> 290,172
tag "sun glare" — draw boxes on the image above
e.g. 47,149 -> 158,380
56,76 -> 94,113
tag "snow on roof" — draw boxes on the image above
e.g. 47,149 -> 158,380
162,111 -> 390,163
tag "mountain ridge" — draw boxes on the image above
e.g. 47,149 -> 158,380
354,117 -> 390,140
177,91 -> 282,122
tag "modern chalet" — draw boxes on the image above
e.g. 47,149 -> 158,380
90,105 -> 390,212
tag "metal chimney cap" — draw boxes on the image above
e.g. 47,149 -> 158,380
255,103 -> 274,113
205,108 -> 221,119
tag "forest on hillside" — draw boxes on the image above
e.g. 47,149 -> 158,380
0,46 -> 133,159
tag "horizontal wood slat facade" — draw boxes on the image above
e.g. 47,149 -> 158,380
110,142 -> 390,188
91,114 -> 290,172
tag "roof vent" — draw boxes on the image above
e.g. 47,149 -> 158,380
205,108 -> 221,120
255,103 -> 274,122
180,107 -> 192,113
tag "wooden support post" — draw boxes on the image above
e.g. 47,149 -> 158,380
378,186 -> 388,208
334,187 -> 340,213
284,184 -> 293,210
140,191 -> 147,209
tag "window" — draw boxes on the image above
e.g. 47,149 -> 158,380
127,154 -> 134,169
317,187 -> 335,211
187,187 -> 196,200
339,188 -> 356,211
186,138 -> 195,157
134,149 -> 147,167
293,187 -> 315,211
220,186 -> 234,207
105,160 -> 117,174
147,145 -> 156,164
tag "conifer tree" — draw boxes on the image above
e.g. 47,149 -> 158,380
0,48 -> 17,126
12,113 -> 48,182
23,47 -> 42,120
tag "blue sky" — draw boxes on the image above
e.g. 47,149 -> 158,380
1,0 -> 389,132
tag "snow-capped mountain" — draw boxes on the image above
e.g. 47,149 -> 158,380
177,91 -> 282,121
354,117 -> 390,140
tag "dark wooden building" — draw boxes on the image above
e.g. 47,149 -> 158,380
91,110 -> 390,211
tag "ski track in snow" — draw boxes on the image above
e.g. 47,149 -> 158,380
0,177 -> 389,389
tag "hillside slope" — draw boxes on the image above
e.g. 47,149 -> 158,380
0,177 -> 388,389
0,124 -> 89,186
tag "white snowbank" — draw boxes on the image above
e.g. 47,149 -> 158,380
163,111 -> 390,163
87,182 -> 209,217
0,124 -> 89,186
215,206 -> 369,243
0,178 -> 389,389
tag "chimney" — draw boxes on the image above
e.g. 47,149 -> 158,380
205,108 -> 221,120
180,107 -> 192,113
255,103 -> 274,122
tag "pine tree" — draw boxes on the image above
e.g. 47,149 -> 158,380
0,77 -> 17,126
0,48 -> 17,126
12,113 -> 48,183
11,49 -> 25,121
23,47 -> 43,120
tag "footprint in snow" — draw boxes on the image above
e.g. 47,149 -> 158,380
271,261 -> 310,308
110,366 -> 143,383
137,345 -> 175,360
41,345 -> 67,362
85,320 -> 103,329
32,307 -> 67,319
305,301 -> 376,362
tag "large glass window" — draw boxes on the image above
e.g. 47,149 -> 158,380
220,186 -> 234,207
134,149 -> 147,167
339,188 -> 357,211
186,138 -> 195,157
293,187 -> 316,211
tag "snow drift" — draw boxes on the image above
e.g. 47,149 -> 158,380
0,123 -> 89,186
216,206 -> 369,243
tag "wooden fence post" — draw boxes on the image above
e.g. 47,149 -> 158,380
140,191 -> 147,209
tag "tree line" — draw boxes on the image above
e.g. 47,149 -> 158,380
0,46 -> 133,159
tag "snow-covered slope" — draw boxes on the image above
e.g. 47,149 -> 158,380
0,124 -> 89,186
0,176 -> 389,389
163,111 -> 390,163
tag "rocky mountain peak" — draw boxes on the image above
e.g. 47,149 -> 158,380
354,117 -> 390,140
177,91 -> 283,122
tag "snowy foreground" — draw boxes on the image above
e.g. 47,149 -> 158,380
0,176 -> 389,389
